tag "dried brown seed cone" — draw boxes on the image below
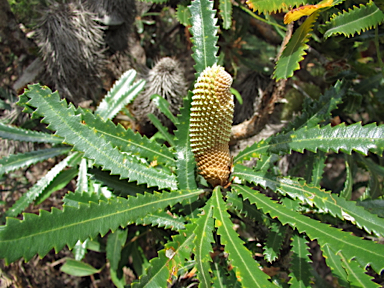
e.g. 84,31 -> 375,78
35,1 -> 105,103
132,57 -> 187,136
190,65 -> 234,187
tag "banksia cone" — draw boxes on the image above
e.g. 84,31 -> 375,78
190,65 -> 234,187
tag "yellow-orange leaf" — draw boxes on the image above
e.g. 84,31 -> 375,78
284,0 -> 333,24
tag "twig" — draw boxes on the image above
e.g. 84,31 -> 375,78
230,24 -> 293,145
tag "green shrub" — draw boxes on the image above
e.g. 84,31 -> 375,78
1,0 -> 384,287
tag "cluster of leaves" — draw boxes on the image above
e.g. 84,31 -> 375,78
1,0 -> 384,287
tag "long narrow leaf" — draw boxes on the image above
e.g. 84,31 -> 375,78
219,0 -> 232,29
132,223 -> 197,287
233,185 -> 384,273
96,69 -> 145,120
0,122 -> 63,144
22,84 -> 177,190
274,12 -> 319,80
81,109 -> 176,165
148,113 -> 175,146
0,146 -> 71,176
174,96 -> 197,190
211,187 -> 273,288
283,81 -> 345,132
289,233 -> 312,287
246,0 -> 305,14
193,197 -> 215,287
263,222 -> 286,263
5,153 -> 79,218
324,2 -> 384,38
0,189 -> 202,264
234,122 -> 384,164
322,244 -> 349,288
107,229 -> 128,271
189,0 -> 219,75
151,94 -> 178,125
35,167 -> 78,204
233,165 -> 384,237
338,252 -> 379,287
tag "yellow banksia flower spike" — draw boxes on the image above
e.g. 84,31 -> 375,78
190,64 -> 234,187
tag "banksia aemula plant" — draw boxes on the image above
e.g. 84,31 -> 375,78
190,64 -> 234,187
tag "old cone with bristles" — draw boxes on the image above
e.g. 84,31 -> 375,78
190,65 -> 234,187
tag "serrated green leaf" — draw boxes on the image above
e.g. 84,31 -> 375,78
35,167 -> 79,204
234,122 -> 384,164
60,258 -> 101,276
107,229 -> 128,271
338,252 -> 380,287
246,0 -> 305,14
219,0 -> 232,29
357,199 -> 384,217
96,69 -> 145,120
132,222 -> 197,287
357,155 -> 384,199
177,4 -> 191,26
148,113 -> 175,147
88,168 -> 156,197
283,81 -> 345,132
137,210 -> 186,231
0,189 -> 202,264
81,109 -> 175,166
233,185 -> 384,273
253,154 -> 279,173
274,12 -> 318,80
5,153 -> 78,218
289,233 -> 312,287
151,94 -> 178,125
174,96 -> 197,190
189,0 -> 219,75
305,151 -> 327,186
264,222 -> 286,263
23,84 -> 177,190
233,165 -> 384,237
193,197 -> 215,287
0,122 -> 63,144
212,187 -> 274,288
226,191 -> 272,226
322,244 -> 349,288
340,155 -> 353,200
212,257 -> 229,287
0,146 -> 71,176
63,191 -> 109,208
324,2 -> 384,38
